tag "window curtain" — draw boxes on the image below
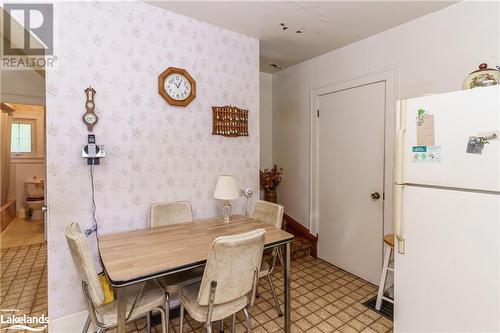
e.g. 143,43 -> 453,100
1,110 -> 13,205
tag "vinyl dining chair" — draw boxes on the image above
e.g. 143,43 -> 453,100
149,201 -> 194,227
252,200 -> 285,316
149,201 -> 204,332
65,223 -> 168,333
178,229 -> 265,333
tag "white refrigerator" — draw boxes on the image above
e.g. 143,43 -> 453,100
394,86 -> 500,332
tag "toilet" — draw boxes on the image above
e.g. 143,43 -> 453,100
24,177 -> 45,221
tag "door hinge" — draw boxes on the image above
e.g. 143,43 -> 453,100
383,193 -> 385,200
317,109 -> 319,118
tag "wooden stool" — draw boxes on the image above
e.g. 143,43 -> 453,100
376,234 -> 394,311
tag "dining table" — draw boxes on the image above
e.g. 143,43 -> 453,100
99,215 -> 294,333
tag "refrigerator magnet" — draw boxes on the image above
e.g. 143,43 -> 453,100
412,146 -> 442,163
466,136 -> 485,154
416,109 -> 435,146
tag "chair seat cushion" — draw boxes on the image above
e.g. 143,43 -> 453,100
179,280 -> 248,322
156,266 -> 204,295
95,281 -> 165,326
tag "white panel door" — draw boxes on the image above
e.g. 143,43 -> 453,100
395,185 -> 500,332
402,86 -> 500,191
317,81 -> 385,284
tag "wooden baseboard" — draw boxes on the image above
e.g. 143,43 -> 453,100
283,213 -> 318,258
1,200 -> 16,232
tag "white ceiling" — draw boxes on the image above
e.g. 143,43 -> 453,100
148,1 -> 456,73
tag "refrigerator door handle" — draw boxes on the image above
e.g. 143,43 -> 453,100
395,100 -> 407,184
396,128 -> 406,184
395,184 -> 405,254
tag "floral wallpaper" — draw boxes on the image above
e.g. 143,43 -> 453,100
46,2 -> 259,319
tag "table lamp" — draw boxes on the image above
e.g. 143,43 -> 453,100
214,175 -> 239,223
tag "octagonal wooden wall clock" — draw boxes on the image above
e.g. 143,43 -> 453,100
158,67 -> 196,107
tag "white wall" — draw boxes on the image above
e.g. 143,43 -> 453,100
260,72 -> 273,199
1,70 -> 46,106
272,1 -> 500,231
260,72 -> 273,169
46,2 -> 259,320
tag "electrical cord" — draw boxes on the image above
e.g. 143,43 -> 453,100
90,161 -> 98,235
86,159 -> 99,240
87,159 -> 106,270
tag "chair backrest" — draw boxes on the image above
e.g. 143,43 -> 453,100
252,200 -> 284,229
149,201 -> 193,228
65,223 -> 105,306
197,229 -> 265,306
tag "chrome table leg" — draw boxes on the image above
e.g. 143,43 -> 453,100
284,243 -> 290,333
147,312 -> 152,333
117,287 -> 127,333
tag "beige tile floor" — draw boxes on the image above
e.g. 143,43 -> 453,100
0,243 -> 392,333
0,243 -> 47,332
156,255 -> 393,333
0,217 -> 45,249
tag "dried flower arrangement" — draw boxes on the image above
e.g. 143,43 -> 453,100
260,165 -> 283,192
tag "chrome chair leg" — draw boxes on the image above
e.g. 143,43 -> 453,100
82,315 -> 91,333
147,311 -> 152,333
156,307 -> 167,333
267,275 -> 283,317
165,292 -> 170,333
231,313 -> 236,332
243,307 -> 252,333
277,248 -> 284,267
179,304 -> 184,333
219,319 -> 224,332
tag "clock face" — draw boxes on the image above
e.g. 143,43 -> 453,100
86,101 -> 95,109
84,112 -> 97,124
158,67 -> 196,106
164,73 -> 192,101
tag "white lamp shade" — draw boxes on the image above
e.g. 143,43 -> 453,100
214,175 -> 239,200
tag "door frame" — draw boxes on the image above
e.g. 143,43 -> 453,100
310,69 -> 398,239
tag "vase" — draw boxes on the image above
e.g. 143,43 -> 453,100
264,190 -> 277,203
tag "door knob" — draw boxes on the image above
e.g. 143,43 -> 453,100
41,206 -> 48,212
371,192 -> 381,200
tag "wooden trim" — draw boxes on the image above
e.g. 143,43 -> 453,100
283,213 -> 318,258
1,103 -> 15,113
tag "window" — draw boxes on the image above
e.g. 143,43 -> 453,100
11,121 -> 34,155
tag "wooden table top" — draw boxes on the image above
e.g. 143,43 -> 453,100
99,215 -> 294,286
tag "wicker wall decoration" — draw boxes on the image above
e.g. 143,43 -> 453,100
212,105 -> 249,137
